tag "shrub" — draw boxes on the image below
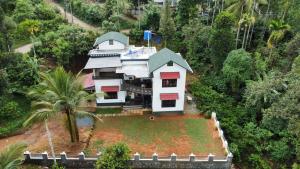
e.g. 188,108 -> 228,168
96,143 -> 131,169
0,101 -> 22,121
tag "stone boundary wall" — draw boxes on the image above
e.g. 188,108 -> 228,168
23,151 -> 233,169
211,112 -> 231,154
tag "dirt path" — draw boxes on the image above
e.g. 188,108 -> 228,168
14,43 -> 33,54
45,0 -> 98,31
14,0 -> 99,54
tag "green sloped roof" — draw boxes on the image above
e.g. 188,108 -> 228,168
93,32 -> 129,47
148,48 -> 193,73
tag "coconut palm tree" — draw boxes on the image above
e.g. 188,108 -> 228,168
267,20 -> 291,65
24,67 -> 99,143
227,0 -> 267,48
239,13 -> 255,49
267,20 -> 291,48
0,143 -> 27,169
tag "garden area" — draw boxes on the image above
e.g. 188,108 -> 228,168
86,114 -> 225,157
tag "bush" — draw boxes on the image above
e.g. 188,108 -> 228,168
96,143 -> 131,169
0,101 -> 22,121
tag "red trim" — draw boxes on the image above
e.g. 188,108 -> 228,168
160,93 -> 179,100
160,72 -> 180,79
101,86 -> 119,92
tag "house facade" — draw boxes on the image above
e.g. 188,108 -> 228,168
84,32 -> 192,113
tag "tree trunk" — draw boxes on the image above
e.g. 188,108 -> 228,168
45,119 -> 57,165
242,25 -> 248,49
245,23 -> 252,49
236,5 -> 244,48
211,0 -> 218,25
72,114 -> 80,142
262,0 -> 271,39
66,109 -> 75,142
236,24 -> 241,49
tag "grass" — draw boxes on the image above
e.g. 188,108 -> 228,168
95,107 -> 122,114
91,115 -> 224,156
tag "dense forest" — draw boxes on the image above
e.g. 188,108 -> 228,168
1,0 -> 300,168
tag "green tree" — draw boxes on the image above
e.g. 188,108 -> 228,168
222,49 -> 253,93
24,67 -> 98,143
13,0 -> 35,23
159,0 -> 176,47
96,143 -> 131,169
140,1 -> 160,32
0,143 -> 27,169
176,0 -> 198,27
210,11 -> 235,71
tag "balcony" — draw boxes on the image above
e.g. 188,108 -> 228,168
93,73 -> 123,80
121,83 -> 152,95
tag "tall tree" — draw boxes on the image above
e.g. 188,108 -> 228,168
209,11 -> 235,71
24,67 -> 98,143
222,49 -> 254,94
0,143 -> 27,169
159,0 -> 176,47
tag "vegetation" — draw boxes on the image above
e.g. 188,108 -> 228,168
96,143 -> 131,169
95,108 -> 122,114
0,143 -> 27,169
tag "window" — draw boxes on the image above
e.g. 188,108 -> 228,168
162,100 -> 176,107
104,92 -> 118,99
167,61 -> 173,66
109,40 -> 114,45
162,79 -> 177,87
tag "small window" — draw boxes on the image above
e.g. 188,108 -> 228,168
104,92 -> 118,99
162,79 -> 177,87
167,61 -> 173,66
109,40 -> 114,45
162,100 -> 176,107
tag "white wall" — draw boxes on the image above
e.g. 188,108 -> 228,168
94,79 -> 126,104
152,63 -> 186,112
97,40 -> 126,50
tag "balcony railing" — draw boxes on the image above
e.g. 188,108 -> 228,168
121,83 -> 152,95
93,74 -> 123,79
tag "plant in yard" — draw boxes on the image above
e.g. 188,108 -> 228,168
24,67 -> 99,144
0,143 -> 27,169
96,143 -> 131,169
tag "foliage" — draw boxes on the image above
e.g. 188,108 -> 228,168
210,12 -> 235,71
140,1 -> 160,32
158,0 -> 175,47
0,52 -> 39,92
13,0 -> 35,23
222,49 -> 254,93
34,25 -> 96,68
0,101 -> 23,122
0,69 -> 8,95
183,19 -> 211,72
96,143 -> 131,169
0,143 -> 27,169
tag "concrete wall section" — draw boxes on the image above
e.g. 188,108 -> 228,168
152,63 -> 187,112
94,79 -> 126,104
97,40 -> 125,50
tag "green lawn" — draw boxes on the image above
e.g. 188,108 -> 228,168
95,107 -> 122,114
90,115 -> 224,156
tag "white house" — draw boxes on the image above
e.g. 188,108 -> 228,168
83,32 -> 193,114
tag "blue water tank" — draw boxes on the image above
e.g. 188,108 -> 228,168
143,30 -> 152,40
